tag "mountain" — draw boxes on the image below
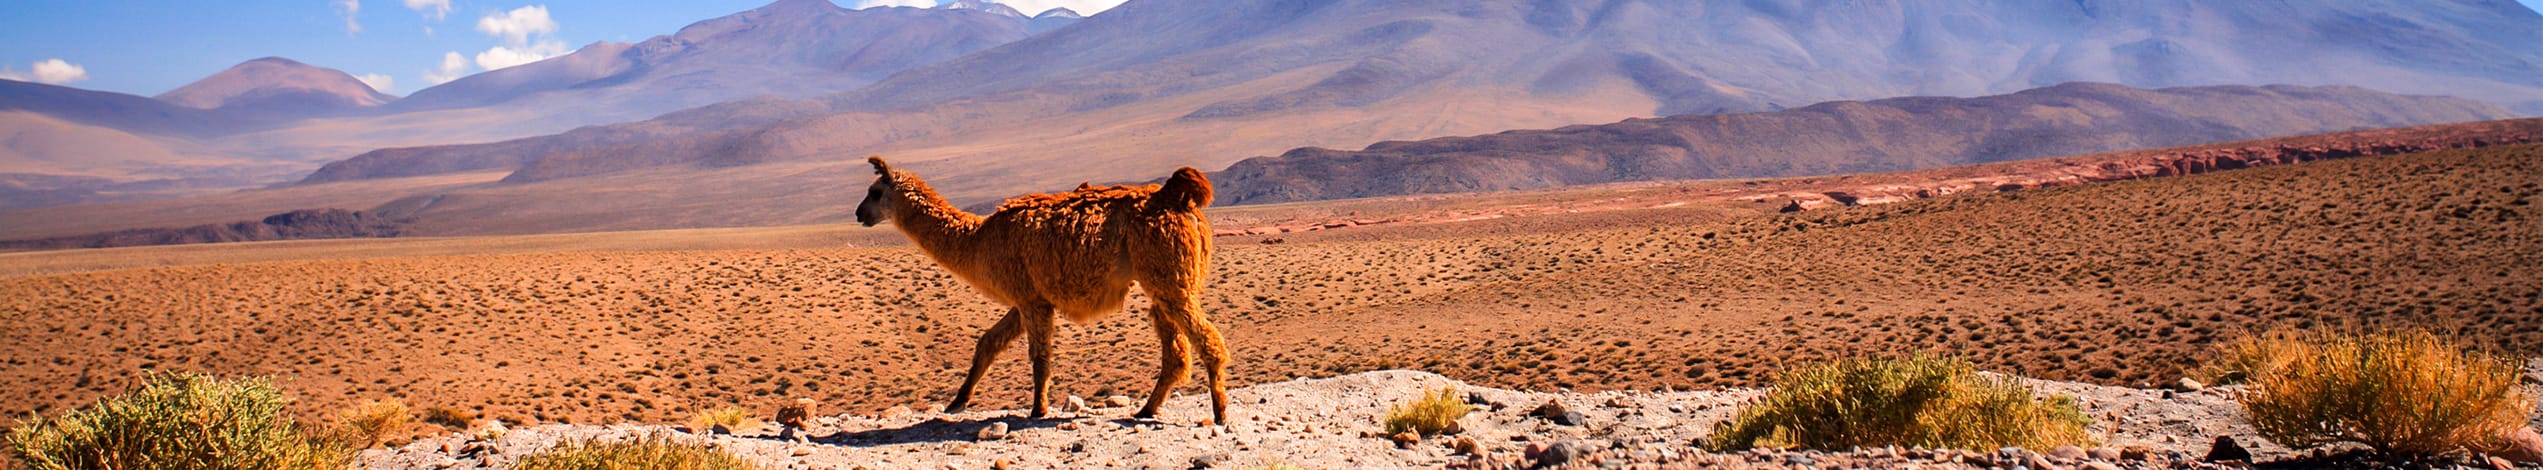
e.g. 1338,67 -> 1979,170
1211,83 -> 2516,205
0,80 -> 250,138
154,57 -> 394,117
1030,7 -> 1082,32
945,0 -> 1028,19
388,0 -> 1047,126
307,0 -> 2543,204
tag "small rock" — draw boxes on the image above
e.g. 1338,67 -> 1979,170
791,447 -> 813,457
1190,454 -> 1228,469
1057,421 -> 1080,431
881,405 -> 914,419
1534,440 -> 1584,469
1391,431 -> 1421,447
976,422 -> 1009,441
2177,377 -> 2206,392
1556,411 -> 1585,426
1066,395 -> 1090,413
1785,453 -> 1815,466
1530,401 -> 1570,420
1104,396 -> 1136,408
994,459 -> 1013,470
2081,463 -> 2121,470
2498,426 -> 2543,464
709,424 -> 733,435
2202,436 -> 2251,462
2488,456 -> 2516,470
1525,441 -> 1549,460
2087,448 -> 2121,460
777,398 -> 815,429
1452,436 -> 1481,455
2049,445 -> 2088,460
2119,445 -> 2153,461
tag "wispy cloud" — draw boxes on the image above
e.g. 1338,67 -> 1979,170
469,5 -> 569,71
990,0 -> 1127,15
403,0 -> 451,21
423,51 -> 471,85
854,0 -> 939,8
477,5 -> 558,45
334,0 -> 363,35
355,73 -> 397,94
0,59 -> 91,85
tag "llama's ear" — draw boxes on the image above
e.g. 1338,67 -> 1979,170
867,155 -> 890,175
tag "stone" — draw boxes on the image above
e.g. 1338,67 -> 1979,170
2496,426 -> 2543,464
2119,445 -> 2153,461
777,398 -> 815,429
2488,456 -> 2515,470
2202,436 -> 2251,462
2049,445 -> 2088,460
2176,378 -> 2206,392
1104,396 -> 1137,408
881,405 -> 914,419
2081,463 -> 2121,470
1391,431 -> 1421,447
993,459 -> 1013,470
1557,411 -> 1585,426
2087,448 -> 2121,460
791,447 -> 813,457
1452,436 -> 1481,455
1066,395 -> 1090,413
1534,440 -> 1584,469
976,422 -> 1009,441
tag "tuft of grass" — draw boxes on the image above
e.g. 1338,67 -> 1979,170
3,371 -> 353,470
335,399 -> 413,448
1383,386 -> 1473,436
2237,331 -> 2532,456
2200,334 -> 2311,386
689,406 -> 758,431
1708,355 -> 2092,451
419,406 -> 476,430
514,434 -> 760,470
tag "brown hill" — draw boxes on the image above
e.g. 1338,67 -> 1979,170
0,208 -> 404,251
154,57 -> 394,116
1212,83 -> 2513,204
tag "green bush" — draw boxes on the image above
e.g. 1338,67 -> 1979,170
1708,355 -> 2092,451
514,434 -> 760,470
4,371 -> 353,470
1383,387 -> 1473,436
2238,331 -> 2532,455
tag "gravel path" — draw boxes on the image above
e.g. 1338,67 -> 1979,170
359,364 -> 2543,469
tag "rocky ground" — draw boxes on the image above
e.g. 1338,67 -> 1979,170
361,360 -> 2543,469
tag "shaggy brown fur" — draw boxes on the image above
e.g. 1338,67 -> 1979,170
853,156 -> 1230,424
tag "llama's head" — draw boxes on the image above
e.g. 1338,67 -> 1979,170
856,156 -> 896,227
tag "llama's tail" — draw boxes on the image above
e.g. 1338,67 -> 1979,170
1154,167 -> 1214,211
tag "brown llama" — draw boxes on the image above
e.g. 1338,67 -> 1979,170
853,156 -> 1232,424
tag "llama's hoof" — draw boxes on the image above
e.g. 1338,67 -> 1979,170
1131,409 -> 1159,420
943,403 -> 969,414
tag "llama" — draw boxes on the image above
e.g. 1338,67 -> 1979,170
853,156 -> 1232,424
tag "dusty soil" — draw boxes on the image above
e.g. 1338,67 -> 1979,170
2,143 -> 2539,440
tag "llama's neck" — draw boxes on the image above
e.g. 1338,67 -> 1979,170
886,178 -> 984,267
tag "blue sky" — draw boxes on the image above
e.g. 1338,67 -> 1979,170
0,0 -> 1125,97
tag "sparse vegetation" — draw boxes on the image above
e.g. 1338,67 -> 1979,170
2235,331 -> 2533,455
2200,334 -> 2310,386
1707,356 -> 2092,451
513,434 -> 760,470
689,406 -> 757,431
419,406 -> 477,430
335,399 -> 413,448
3,371 -> 352,470
1383,386 -> 1472,436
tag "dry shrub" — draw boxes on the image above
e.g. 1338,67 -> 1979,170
688,407 -> 757,431
1383,386 -> 1473,436
1708,356 -> 2092,451
419,406 -> 476,430
335,399 -> 413,448
2200,334 -> 2311,386
3,371 -> 353,470
2237,331 -> 2532,455
514,434 -> 759,470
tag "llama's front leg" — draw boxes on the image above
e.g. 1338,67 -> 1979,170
1023,308 -> 1057,419
1135,311 -> 1191,420
945,309 -> 1022,414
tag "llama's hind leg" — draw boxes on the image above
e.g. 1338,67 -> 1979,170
1143,285 -> 1229,425
945,308 -> 1023,414
1134,310 -> 1191,420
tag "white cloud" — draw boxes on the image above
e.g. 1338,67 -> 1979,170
476,5 -> 558,45
853,0 -> 937,8
473,41 -> 570,70
422,51 -> 472,84
403,0 -> 451,21
334,0 -> 363,34
0,59 -> 91,85
354,73 -> 396,94
990,0 -> 1126,15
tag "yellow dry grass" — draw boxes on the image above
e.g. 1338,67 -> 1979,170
2235,331 -> 2533,455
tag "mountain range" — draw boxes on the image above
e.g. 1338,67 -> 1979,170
3,0 -> 2542,238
